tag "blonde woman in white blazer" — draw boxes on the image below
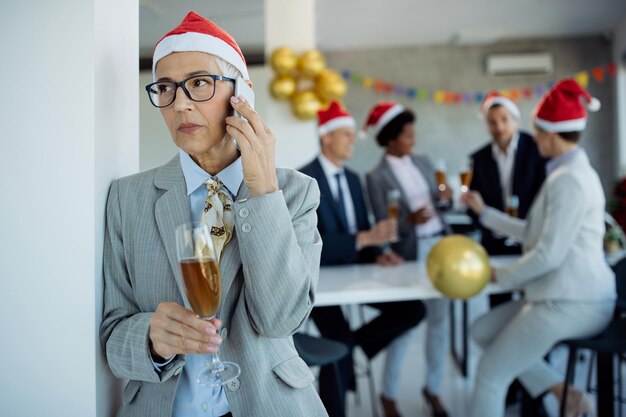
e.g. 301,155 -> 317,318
462,79 -> 616,417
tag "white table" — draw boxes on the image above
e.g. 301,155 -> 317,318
315,255 -> 518,306
315,255 -> 519,377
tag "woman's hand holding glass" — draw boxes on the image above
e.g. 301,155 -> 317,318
460,191 -> 485,215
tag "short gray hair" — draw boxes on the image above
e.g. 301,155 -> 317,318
214,55 -> 243,81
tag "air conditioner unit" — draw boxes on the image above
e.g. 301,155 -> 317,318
486,52 -> 553,76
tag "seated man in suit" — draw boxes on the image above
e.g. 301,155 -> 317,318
469,92 -> 548,414
299,101 -> 425,417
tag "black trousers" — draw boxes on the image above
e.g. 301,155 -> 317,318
311,300 -> 426,417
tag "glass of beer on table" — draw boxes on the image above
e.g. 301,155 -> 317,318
175,222 -> 241,386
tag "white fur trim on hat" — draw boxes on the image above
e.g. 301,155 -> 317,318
318,116 -> 356,136
534,117 -> 587,132
372,104 -> 405,137
483,97 -> 521,120
152,32 -> 249,81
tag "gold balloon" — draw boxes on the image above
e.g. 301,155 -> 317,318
269,75 -> 297,100
291,90 -> 322,120
426,235 -> 490,299
315,69 -> 347,101
297,50 -> 326,78
270,47 -> 297,75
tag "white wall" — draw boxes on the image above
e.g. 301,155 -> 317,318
614,14 -> 626,176
1,1 -> 137,416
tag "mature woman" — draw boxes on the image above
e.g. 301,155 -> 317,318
365,102 -> 452,417
462,79 -> 616,417
99,12 -> 326,417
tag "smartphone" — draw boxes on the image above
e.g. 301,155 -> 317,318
234,77 -> 255,119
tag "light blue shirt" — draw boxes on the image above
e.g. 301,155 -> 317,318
546,147 -> 581,176
156,150 -> 243,417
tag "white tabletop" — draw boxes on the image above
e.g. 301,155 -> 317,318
314,255 -> 519,306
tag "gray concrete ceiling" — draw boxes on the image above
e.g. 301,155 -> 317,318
139,0 -> 626,56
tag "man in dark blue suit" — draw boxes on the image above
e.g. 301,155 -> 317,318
299,101 -> 424,417
469,92 -> 548,415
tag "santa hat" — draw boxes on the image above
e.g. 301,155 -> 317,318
534,78 -> 601,132
361,101 -> 405,138
152,11 -> 249,81
481,91 -> 521,120
317,101 -> 356,136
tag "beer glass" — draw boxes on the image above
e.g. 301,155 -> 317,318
387,189 -> 401,243
459,159 -> 473,193
175,222 -> 241,387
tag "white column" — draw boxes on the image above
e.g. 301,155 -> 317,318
263,0 -> 319,169
0,0 -> 137,416
614,14 -> 626,176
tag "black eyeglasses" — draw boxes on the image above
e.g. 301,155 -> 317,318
145,74 -> 236,108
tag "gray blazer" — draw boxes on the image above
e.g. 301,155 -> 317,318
100,155 -> 327,417
481,150 -> 616,302
366,154 -> 451,260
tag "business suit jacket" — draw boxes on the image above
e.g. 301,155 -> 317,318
100,155 -> 327,417
470,132 -> 547,255
366,154 -> 451,261
481,150 -> 616,302
299,157 -> 378,265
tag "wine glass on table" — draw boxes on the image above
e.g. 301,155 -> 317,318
175,221 -> 241,386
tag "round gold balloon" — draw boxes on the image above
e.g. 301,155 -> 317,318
297,50 -> 326,78
269,75 -> 297,100
426,235 -> 490,299
315,69 -> 347,101
270,47 -> 297,75
291,90 -> 322,120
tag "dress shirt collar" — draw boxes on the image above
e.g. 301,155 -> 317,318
546,147 -> 581,176
318,153 -> 344,178
385,154 -> 413,167
491,132 -> 520,159
179,150 -> 243,198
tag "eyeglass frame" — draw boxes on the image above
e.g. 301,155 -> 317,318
145,74 -> 236,108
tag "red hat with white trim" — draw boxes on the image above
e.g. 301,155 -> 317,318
481,91 -> 521,120
361,101 -> 405,138
317,101 -> 356,136
534,78 -> 601,132
152,11 -> 249,81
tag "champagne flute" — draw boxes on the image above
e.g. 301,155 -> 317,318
175,222 -> 241,387
435,159 -> 448,193
459,158 -> 473,193
387,189 -> 401,243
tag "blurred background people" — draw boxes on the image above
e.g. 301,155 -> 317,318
299,101 -> 425,417
463,79 -> 616,417
365,102 -> 452,417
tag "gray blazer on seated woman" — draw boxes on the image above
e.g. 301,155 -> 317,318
463,79 -> 616,417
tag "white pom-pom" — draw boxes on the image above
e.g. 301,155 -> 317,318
587,97 -> 601,112
358,129 -> 367,140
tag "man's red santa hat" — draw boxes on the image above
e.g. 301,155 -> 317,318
317,101 -> 356,136
152,11 -> 249,81
480,91 -> 521,120
533,78 -> 601,132
361,101 -> 405,138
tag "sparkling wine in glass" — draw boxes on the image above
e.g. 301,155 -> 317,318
435,159 -> 448,192
175,222 -> 240,387
387,189 -> 401,243
459,159 -> 473,193
504,195 -> 520,246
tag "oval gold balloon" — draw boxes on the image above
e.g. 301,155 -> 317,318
297,50 -> 326,78
269,75 -> 297,100
426,235 -> 490,299
291,90 -> 322,120
270,47 -> 297,75
315,69 -> 347,101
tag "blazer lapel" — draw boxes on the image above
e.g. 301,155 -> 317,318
312,159 -> 349,232
154,155 -> 192,308
484,152 -> 504,209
